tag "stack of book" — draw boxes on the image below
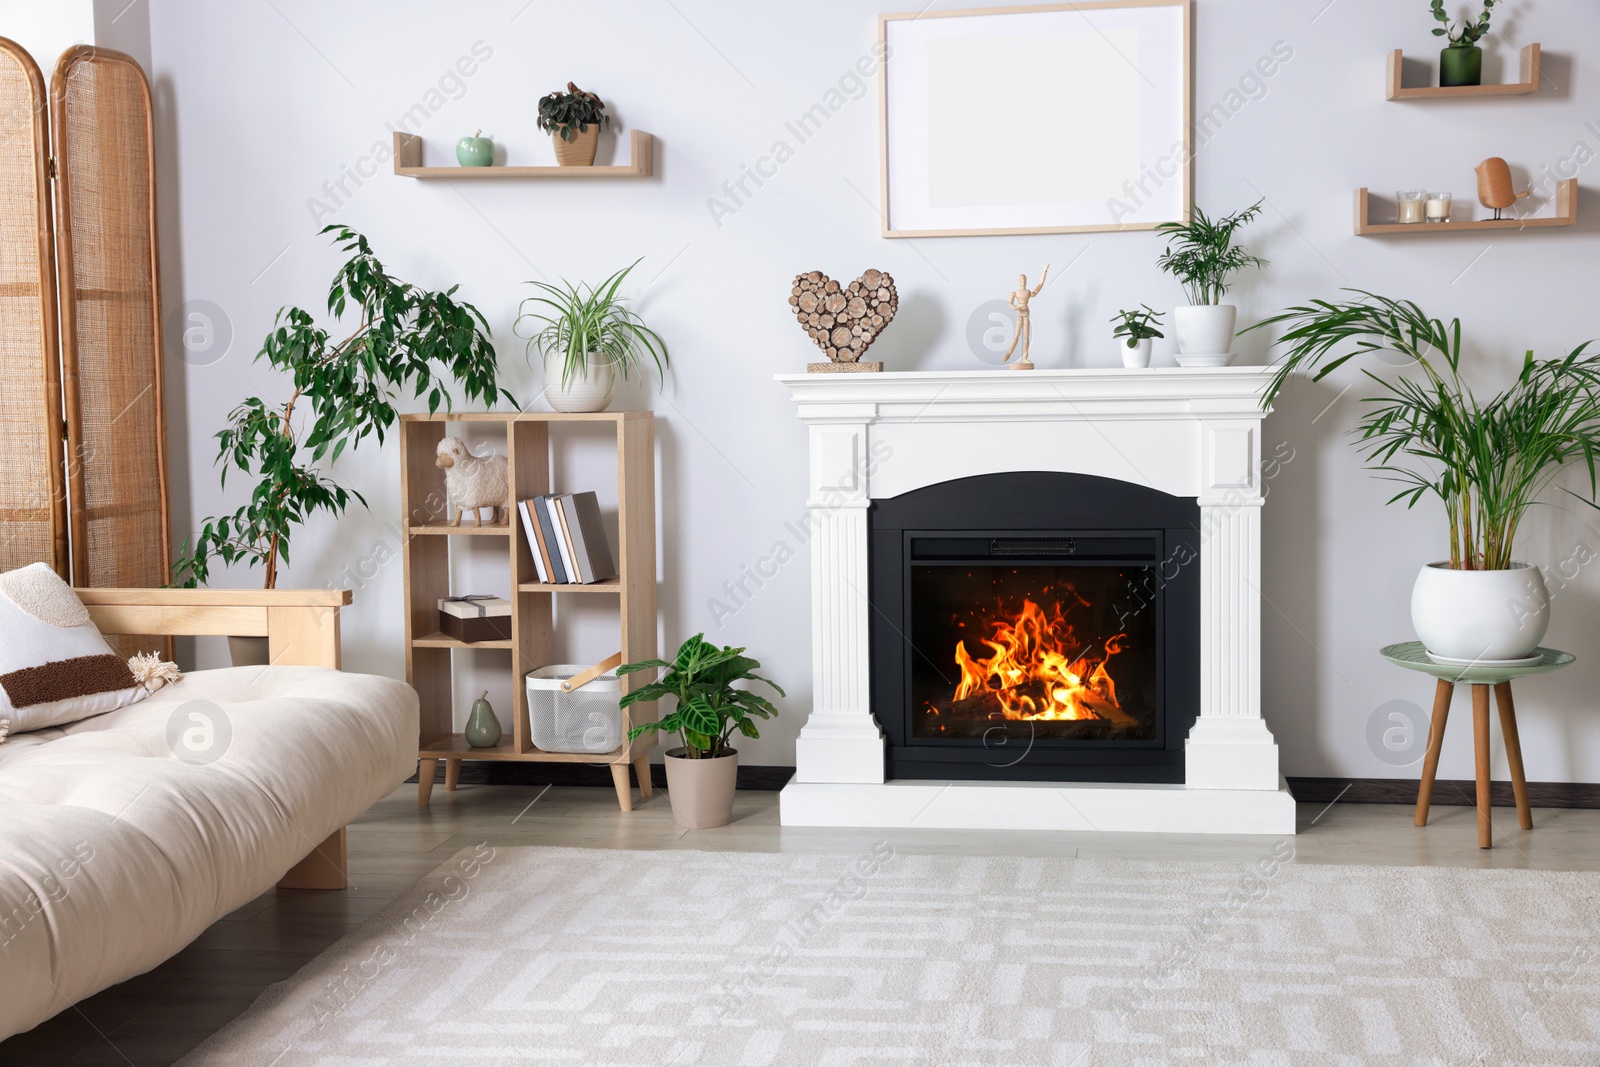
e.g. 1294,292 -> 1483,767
518,491 -> 618,585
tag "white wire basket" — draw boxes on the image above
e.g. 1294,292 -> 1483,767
525,665 -> 623,754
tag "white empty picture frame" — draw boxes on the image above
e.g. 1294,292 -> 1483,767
878,0 -> 1192,237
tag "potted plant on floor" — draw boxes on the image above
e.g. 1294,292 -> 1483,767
1253,290 -> 1600,663
619,634 -> 785,829
1431,0 -> 1494,87
536,81 -> 610,166
171,226 -> 513,662
1111,305 -> 1164,369
516,259 -> 669,412
1156,201 -> 1268,366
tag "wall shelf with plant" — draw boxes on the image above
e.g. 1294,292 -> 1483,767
1386,42 -> 1539,100
391,130 -> 654,178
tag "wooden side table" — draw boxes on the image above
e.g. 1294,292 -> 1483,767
1380,642 -> 1574,849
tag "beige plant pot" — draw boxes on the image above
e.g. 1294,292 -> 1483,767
227,635 -> 270,666
663,747 -> 738,829
552,125 -> 599,166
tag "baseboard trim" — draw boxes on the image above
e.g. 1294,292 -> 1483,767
407,761 -> 797,791
1287,776 -> 1600,809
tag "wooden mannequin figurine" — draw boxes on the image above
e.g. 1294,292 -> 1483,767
1002,263 -> 1050,371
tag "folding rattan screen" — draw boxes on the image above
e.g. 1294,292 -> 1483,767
0,40 -> 67,576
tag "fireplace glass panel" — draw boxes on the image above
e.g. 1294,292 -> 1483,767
909,564 -> 1158,743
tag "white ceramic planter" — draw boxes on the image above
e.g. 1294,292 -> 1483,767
544,357 -> 614,413
1119,338 -> 1153,369
1410,562 -> 1549,662
1173,304 -> 1237,357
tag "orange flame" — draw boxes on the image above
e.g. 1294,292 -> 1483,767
951,597 -> 1125,721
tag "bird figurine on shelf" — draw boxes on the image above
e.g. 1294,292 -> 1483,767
1476,157 -> 1529,220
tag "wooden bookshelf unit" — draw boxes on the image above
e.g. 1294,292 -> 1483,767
400,411 -> 658,811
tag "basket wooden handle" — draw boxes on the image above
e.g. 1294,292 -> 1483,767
561,651 -> 622,693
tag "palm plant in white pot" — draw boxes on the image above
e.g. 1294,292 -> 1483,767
1156,200 -> 1268,365
1255,291 -> 1600,663
516,259 -> 668,412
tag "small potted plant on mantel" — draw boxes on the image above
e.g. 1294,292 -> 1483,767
516,259 -> 669,412
1253,290 -> 1600,664
1155,201 -> 1268,367
1111,305 -> 1164,369
536,81 -> 610,166
620,634 -> 785,829
1431,0 -> 1495,88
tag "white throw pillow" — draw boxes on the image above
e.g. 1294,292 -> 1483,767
0,563 -> 149,734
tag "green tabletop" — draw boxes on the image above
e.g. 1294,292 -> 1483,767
1380,641 -> 1575,685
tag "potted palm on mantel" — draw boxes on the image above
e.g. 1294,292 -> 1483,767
1254,291 -> 1600,664
620,634 -> 785,829
516,259 -> 669,412
1156,200 -> 1268,365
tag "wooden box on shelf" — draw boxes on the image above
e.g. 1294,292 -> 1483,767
399,411 -> 659,812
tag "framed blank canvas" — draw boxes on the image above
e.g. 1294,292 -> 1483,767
878,0 -> 1192,237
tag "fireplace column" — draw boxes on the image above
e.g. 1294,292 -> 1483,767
1187,423 -> 1281,790
794,417 -> 885,784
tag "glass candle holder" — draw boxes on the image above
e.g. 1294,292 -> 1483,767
1396,190 -> 1425,225
1425,192 -> 1452,223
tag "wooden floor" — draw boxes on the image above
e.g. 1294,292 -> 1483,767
7,781 -> 1599,1065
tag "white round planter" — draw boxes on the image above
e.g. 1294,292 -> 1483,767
1172,304 -> 1237,357
1410,562 -> 1549,662
1119,338 -> 1153,369
544,357 -> 614,413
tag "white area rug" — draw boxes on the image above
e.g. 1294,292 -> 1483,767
179,845 -> 1600,1066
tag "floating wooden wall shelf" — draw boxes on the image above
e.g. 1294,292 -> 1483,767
1354,179 -> 1577,235
392,130 -> 653,178
1386,43 -> 1540,100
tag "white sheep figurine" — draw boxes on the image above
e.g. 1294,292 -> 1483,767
435,436 -> 509,526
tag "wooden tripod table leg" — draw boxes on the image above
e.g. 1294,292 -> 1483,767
1473,684 -> 1492,849
1415,678 -> 1453,826
1494,681 -> 1533,831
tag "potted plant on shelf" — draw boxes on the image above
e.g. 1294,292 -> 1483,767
1111,305 -> 1164,369
536,81 -> 610,166
1253,290 -> 1600,664
619,634 -> 785,829
516,259 -> 669,412
1155,200 -> 1268,366
1431,0 -> 1494,88
171,226 -> 512,662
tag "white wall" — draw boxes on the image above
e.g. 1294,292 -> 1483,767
129,0 -> 1600,782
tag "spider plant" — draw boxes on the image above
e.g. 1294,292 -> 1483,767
1253,290 -> 1600,571
1155,200 -> 1268,306
515,259 -> 669,388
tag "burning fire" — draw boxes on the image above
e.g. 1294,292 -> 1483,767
950,597 -> 1126,722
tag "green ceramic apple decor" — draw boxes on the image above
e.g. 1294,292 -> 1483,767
456,130 -> 494,167
465,690 -> 502,747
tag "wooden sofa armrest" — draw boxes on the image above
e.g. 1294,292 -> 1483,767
77,587 -> 352,669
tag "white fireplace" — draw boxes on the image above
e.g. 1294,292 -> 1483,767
776,368 -> 1296,835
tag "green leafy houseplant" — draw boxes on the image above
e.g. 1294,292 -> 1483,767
1253,290 -> 1600,571
171,226 -> 511,589
535,81 -> 610,141
516,259 -> 669,388
1111,305 -> 1165,349
1431,0 -> 1495,46
620,634 -> 785,759
1155,201 -> 1269,306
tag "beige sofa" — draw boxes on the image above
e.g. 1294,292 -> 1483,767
0,588 -> 418,1041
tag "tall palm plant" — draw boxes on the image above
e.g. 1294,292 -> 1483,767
1254,290 -> 1600,570
1155,200 -> 1268,305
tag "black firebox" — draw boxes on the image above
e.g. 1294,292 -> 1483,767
869,471 -> 1200,783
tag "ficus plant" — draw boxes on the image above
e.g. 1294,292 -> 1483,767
620,634 -> 785,759
1251,290 -> 1600,571
1111,305 -> 1165,348
170,225 -> 513,589
1155,200 -> 1269,306
1431,0 -> 1495,47
535,81 -> 610,140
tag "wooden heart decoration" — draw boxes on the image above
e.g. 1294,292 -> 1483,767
789,269 -> 898,364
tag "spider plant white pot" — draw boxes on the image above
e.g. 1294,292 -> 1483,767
1411,562 -> 1549,662
1173,304 -> 1237,356
544,357 -> 614,413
